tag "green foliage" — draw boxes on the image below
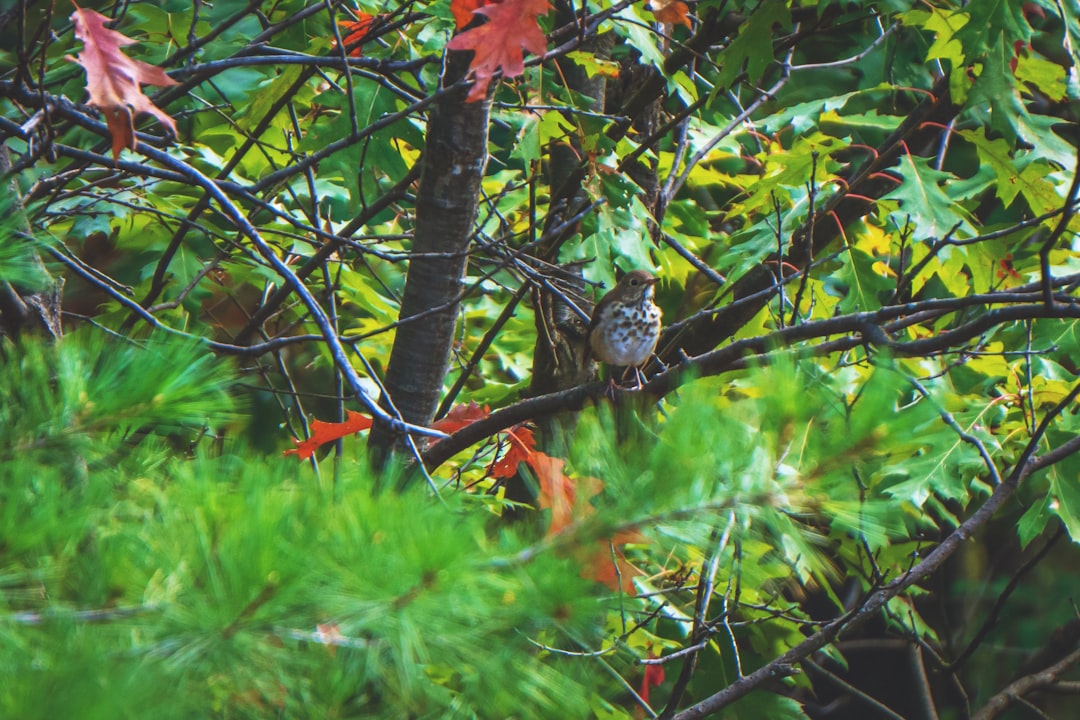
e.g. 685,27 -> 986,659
0,333 -> 998,718
3,0 -> 1080,717
0,334 -> 602,719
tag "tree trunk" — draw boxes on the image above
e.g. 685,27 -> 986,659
0,147 -> 63,342
366,51 -> 490,466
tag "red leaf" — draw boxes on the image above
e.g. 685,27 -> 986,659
284,410 -> 373,460
489,425 -> 536,478
640,649 -> 666,704
445,0 -> 550,102
338,13 -> 376,57
431,402 -> 491,435
68,6 -> 178,160
451,0 -> 490,30
647,0 -> 692,29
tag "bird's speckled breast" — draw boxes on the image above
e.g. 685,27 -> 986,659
590,295 -> 662,367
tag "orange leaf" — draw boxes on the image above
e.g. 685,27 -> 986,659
450,0 -> 490,30
647,0 -> 692,28
431,405 -> 538,481
445,0 -> 550,102
534,453 -> 603,535
581,530 -> 647,595
489,425 -> 536,478
284,410 -> 373,460
431,401 -> 491,435
338,13 -> 376,57
68,6 -> 178,160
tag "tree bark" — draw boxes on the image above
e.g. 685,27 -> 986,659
0,147 -> 63,342
366,51 -> 490,464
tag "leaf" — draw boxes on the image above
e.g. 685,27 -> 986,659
1017,493 -> 1053,548
954,0 -> 1033,55
283,402 -> 544,489
564,50 -> 620,79
966,32 -> 1029,144
534,454 -> 603,535
489,425 -> 536,478
68,6 -> 179,160
715,0 -> 791,88
826,247 -> 894,314
883,154 -> 975,239
432,401 -> 491,434
1013,51 -> 1067,101
902,8 -> 969,69
639,650 -> 666,705
300,84 -> 415,213
451,0 -> 489,30
338,14 -> 377,57
647,0 -> 691,29
238,64 -> 303,133
445,0 -> 550,102
580,530 -> 646,595
284,410 -> 373,460
1050,469 -> 1080,542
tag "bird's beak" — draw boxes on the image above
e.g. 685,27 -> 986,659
645,276 -> 660,286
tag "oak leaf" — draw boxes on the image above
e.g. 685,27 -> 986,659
68,6 -> 179,160
489,425 -> 536,479
446,0 -> 550,102
283,410 -> 373,460
450,0 -> 489,30
431,401 -> 491,434
647,0 -> 692,29
338,13 -> 376,57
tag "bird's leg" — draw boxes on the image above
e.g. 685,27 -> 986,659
606,376 -> 620,399
616,365 -> 646,391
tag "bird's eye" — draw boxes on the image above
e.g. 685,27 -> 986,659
630,278 -> 639,286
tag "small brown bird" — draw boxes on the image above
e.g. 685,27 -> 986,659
586,270 -> 662,389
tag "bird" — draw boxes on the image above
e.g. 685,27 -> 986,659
586,269 -> 662,390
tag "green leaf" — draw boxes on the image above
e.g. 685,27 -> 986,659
966,32 -> 1028,143
238,64 -> 304,132
902,7 -> 969,68
1014,52 -> 1068,101
884,155 -> 975,239
300,85 -> 415,216
565,50 -> 620,80
953,127 -> 1066,212
1017,493 -> 1054,548
1050,463 -> 1080,542
826,247 -> 894,313
954,0 -> 1033,54
716,0 -> 792,88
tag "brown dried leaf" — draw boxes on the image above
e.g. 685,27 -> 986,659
647,0 -> 692,29
68,6 -> 179,160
